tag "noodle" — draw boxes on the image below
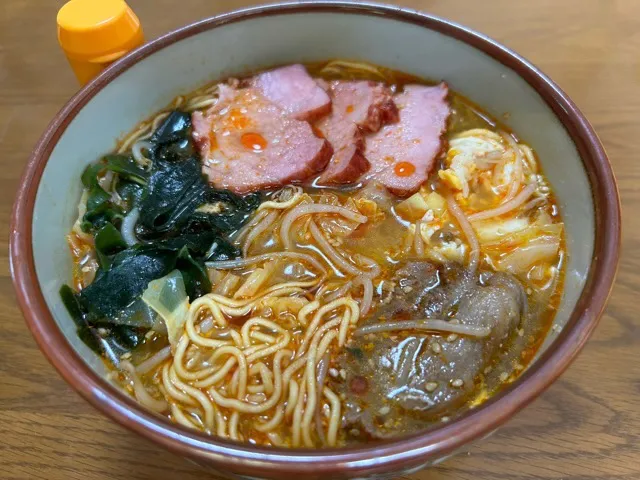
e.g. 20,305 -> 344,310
135,345 -> 171,374
151,112 -> 170,132
232,209 -> 270,245
186,96 -> 218,111
120,207 -> 140,246
446,194 -> 481,272
206,252 -> 327,275
216,410 -> 227,438
258,186 -> 304,211
162,363 -> 197,406
256,405 -> 285,432
468,183 -> 537,222
323,387 -> 341,446
523,195 -> 545,211
355,319 -> 491,337
284,380 -> 299,418
280,203 -> 367,250
291,380 -> 306,446
168,365 -> 216,431
71,190 -> 93,243
212,273 -> 242,296
129,270 -> 363,445
297,300 -> 320,327
309,221 -> 364,276
322,281 -> 353,303
314,353 -> 330,444
131,140 -> 153,168
299,299 -> 355,356
192,357 -> 237,389
319,60 -> 390,82
414,220 -> 425,256
75,61 -> 565,449
120,361 -> 168,413
229,412 -> 240,441
242,210 -> 279,256
117,123 -> 152,154
353,277 -> 373,316
171,404 -> 199,430
500,132 -> 524,202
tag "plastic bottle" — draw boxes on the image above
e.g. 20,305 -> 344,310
57,0 -> 144,85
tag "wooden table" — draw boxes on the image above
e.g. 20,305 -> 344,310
1,1 -> 638,479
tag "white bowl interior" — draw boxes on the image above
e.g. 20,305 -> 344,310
32,11 -> 593,375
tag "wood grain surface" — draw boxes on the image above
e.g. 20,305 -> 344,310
1,1 -> 638,479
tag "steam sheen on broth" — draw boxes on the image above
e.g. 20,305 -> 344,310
62,61 -> 565,448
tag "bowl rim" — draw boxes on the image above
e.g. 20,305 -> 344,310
10,1 -> 620,477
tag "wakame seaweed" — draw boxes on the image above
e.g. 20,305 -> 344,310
137,156 -> 206,234
60,110 -> 260,354
80,245 -> 178,318
79,155 -> 147,233
176,247 -> 212,300
94,223 -> 127,270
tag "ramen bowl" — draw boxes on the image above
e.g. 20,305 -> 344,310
10,2 -> 620,479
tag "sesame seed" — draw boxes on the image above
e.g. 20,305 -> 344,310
499,372 -> 509,382
379,406 -> 391,415
431,342 -> 442,354
518,329 -> 525,337
441,416 -> 450,423
425,382 -> 438,392
447,334 -> 458,342
328,368 -> 339,378
552,324 -> 562,333
451,379 -> 464,388
339,369 -> 347,380
402,286 -> 413,293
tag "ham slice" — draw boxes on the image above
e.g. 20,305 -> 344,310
317,81 -> 399,184
364,83 -> 450,196
254,64 -> 331,122
192,86 -> 332,193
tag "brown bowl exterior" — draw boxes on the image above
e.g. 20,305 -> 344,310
9,2 -> 620,479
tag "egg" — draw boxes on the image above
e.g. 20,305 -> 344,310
438,129 -> 507,198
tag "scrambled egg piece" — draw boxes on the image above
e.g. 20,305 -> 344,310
355,197 -> 385,223
438,129 -> 507,197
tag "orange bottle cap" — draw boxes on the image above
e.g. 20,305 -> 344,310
57,0 -> 143,61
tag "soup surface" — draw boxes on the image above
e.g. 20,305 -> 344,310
61,61 -> 565,447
